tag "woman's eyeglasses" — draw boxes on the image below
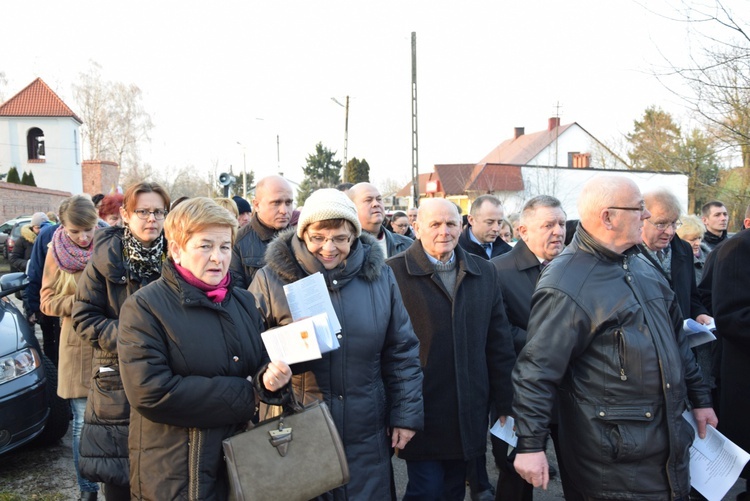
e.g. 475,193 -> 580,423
133,209 -> 168,220
306,234 -> 351,246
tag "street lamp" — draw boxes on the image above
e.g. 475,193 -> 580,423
331,96 -> 349,180
236,141 -> 247,198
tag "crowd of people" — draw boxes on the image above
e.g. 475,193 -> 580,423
14,173 -> 748,501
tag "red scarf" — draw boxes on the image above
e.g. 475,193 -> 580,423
173,262 -> 230,303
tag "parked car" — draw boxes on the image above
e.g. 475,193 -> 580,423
4,217 -> 33,261
0,272 -> 69,456
0,216 -> 31,260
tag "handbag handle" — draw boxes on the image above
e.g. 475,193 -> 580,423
253,364 -> 304,413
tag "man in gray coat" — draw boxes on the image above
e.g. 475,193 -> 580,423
513,176 -> 717,500
387,198 -> 516,500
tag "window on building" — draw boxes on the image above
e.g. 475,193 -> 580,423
74,130 -> 80,164
569,152 -> 591,168
27,127 -> 46,161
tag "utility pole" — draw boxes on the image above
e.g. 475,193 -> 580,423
331,96 -> 350,181
411,32 -> 420,208
236,141 -> 247,198
277,134 -> 281,175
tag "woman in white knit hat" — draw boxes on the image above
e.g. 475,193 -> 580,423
249,188 -> 424,500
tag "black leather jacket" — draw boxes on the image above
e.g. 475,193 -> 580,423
230,213 -> 280,289
513,225 -> 712,500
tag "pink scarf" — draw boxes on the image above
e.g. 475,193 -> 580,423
51,226 -> 94,274
173,261 -> 230,303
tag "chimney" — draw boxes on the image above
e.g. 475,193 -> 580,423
514,127 -> 525,139
548,117 -> 560,131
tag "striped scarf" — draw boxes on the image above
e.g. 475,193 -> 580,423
51,226 -> 93,273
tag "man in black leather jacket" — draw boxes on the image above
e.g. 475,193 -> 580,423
512,176 -> 717,501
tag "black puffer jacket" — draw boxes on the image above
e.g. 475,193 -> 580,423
71,226 -> 165,486
9,224 -> 36,272
249,229 -> 423,500
513,225 -> 712,500
118,259 -> 274,500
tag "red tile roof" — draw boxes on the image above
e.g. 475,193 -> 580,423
434,164 -> 476,195
396,172 -> 434,197
479,123 -> 574,165
398,164 -> 525,197
0,78 -> 82,123
466,164 -> 523,192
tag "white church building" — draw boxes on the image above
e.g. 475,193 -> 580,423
0,78 -> 83,194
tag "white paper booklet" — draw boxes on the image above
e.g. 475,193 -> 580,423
283,272 -> 341,333
261,313 -> 340,365
683,410 -> 750,501
682,319 -> 717,348
489,417 -> 518,448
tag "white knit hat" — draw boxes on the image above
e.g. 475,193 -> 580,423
296,189 -> 362,238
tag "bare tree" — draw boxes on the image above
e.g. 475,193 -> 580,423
653,1 -> 750,207
378,176 -> 409,196
105,82 -> 153,178
72,61 -> 153,184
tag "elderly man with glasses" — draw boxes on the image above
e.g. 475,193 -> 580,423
639,188 -> 713,328
512,176 -> 716,501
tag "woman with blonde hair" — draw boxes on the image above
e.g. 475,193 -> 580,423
117,197 -> 290,499
40,195 -> 100,500
73,181 -> 171,500
677,214 -> 708,283
214,197 -> 239,219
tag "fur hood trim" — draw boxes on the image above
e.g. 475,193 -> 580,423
264,227 -> 384,284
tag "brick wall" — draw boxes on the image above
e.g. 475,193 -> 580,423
82,160 -> 119,195
0,183 -> 72,222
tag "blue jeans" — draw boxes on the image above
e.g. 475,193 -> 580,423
71,398 -> 99,492
403,459 -> 468,501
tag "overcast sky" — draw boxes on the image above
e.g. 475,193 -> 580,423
2,0 -> 744,191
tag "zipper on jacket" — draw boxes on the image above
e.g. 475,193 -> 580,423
615,330 -> 627,381
188,427 -> 203,500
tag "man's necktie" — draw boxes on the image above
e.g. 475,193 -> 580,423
482,243 -> 492,258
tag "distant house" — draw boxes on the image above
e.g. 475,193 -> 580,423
479,117 -> 628,170
399,117 -> 687,218
0,78 -> 84,194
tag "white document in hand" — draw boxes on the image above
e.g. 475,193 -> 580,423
283,272 -> 342,333
682,319 -> 717,348
490,417 -> 518,447
261,313 -> 340,365
683,410 -> 750,501
310,313 -> 340,353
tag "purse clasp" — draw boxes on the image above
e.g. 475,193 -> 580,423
268,419 -> 293,456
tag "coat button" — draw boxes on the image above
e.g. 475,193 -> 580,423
666,383 -> 670,389
121,276 -> 126,282
233,356 -> 239,362
337,334 -> 342,339
599,411 -> 605,417
645,412 -> 652,418
338,395 -> 343,400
